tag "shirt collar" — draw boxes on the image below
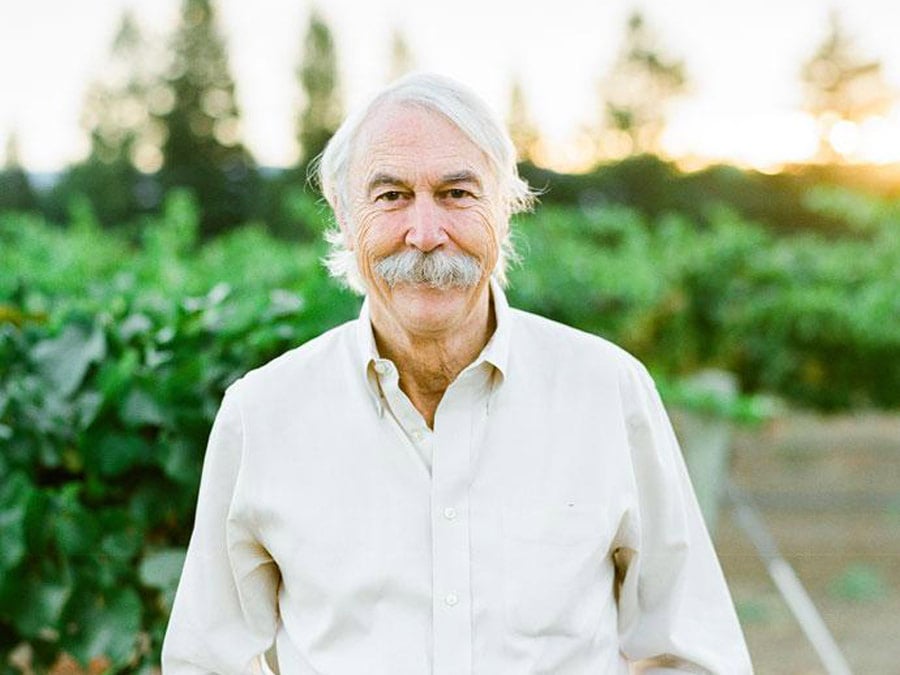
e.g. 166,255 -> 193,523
354,297 -> 386,416
479,277 -> 511,381
354,277 -> 512,412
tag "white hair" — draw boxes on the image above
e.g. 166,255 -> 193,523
312,72 -> 537,294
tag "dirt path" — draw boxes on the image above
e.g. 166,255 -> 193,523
703,412 -> 900,674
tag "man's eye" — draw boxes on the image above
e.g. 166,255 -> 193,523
447,188 -> 471,199
377,191 -> 403,202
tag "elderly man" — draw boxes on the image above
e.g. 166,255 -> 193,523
162,73 -> 752,674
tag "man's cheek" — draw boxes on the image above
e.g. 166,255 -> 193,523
470,212 -> 501,261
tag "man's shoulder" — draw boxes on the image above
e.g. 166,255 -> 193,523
507,306 -> 657,405
233,317 -> 359,393
509,307 -> 645,372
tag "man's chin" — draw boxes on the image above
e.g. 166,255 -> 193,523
384,282 -> 479,323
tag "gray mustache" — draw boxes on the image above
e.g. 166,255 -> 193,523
374,250 -> 483,289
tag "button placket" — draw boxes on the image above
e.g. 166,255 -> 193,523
430,385 -> 475,675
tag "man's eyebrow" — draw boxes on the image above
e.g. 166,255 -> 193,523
439,170 -> 482,189
366,170 -> 483,195
367,173 -> 408,194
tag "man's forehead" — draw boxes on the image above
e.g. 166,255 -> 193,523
350,103 -> 490,177
356,102 -> 460,143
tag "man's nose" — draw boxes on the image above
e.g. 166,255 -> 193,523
405,197 -> 448,252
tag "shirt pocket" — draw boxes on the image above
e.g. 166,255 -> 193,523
501,504 -> 614,638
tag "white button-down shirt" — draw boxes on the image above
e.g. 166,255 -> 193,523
162,282 -> 753,674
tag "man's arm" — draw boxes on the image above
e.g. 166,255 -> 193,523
162,383 -> 280,674
614,363 -> 753,674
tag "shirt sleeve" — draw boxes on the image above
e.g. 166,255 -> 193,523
614,363 -> 753,674
162,382 -> 280,674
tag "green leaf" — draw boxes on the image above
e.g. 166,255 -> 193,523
140,548 -> 186,589
158,437 -> 201,485
10,573 -> 72,639
119,313 -> 154,341
63,587 -> 142,667
75,390 -> 104,429
88,432 -> 151,477
267,288 -> 305,318
100,527 -> 142,563
140,548 -> 186,611
53,492 -> 99,557
120,388 -> 169,428
0,472 -> 32,571
96,348 -> 140,401
31,321 -> 107,397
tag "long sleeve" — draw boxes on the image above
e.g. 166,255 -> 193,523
162,383 -> 280,674
615,364 -> 753,674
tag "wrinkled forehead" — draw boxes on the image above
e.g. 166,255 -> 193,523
348,101 -> 496,187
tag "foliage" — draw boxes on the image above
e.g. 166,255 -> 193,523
519,155 -> 858,236
0,193 -> 358,671
0,136 -> 38,213
505,193 -> 900,409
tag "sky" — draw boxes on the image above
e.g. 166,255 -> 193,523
2,0 -> 900,172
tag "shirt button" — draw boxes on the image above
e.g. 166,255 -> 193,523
411,429 -> 424,442
444,593 -> 459,607
443,507 -> 457,521
374,362 -> 389,375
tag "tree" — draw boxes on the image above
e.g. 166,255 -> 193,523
156,0 -> 258,236
81,11 -> 163,171
507,78 -> 540,164
296,9 -> 342,167
597,11 -> 687,157
0,133 -> 38,212
51,11 -> 165,225
801,11 -> 894,162
387,29 -> 415,82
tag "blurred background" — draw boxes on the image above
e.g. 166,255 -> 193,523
1,1 -> 898,673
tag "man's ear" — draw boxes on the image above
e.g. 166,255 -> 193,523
334,202 -> 355,251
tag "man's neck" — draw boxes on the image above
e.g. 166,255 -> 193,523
371,291 -> 495,428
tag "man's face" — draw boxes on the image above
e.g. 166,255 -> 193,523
343,103 -> 504,338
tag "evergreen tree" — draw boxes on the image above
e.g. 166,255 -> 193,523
507,78 -> 540,164
296,9 -> 342,167
801,11 -> 894,162
156,0 -> 257,236
82,11 -> 162,169
598,11 -> 687,157
47,11 -> 163,225
0,133 -> 38,212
